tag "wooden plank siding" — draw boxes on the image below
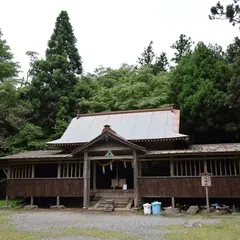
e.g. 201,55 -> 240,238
7,179 -> 84,197
138,177 -> 240,197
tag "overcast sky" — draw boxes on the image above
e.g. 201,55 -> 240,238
0,0 -> 239,77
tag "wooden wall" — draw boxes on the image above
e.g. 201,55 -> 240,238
138,176 -> 240,198
7,179 -> 84,197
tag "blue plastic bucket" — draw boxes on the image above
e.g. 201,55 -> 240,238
151,201 -> 161,215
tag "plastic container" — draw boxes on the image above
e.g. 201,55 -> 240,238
122,184 -> 127,190
151,201 -> 161,215
143,203 -> 151,215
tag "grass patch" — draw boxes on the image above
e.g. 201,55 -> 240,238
0,199 -> 23,208
165,217 -> 240,240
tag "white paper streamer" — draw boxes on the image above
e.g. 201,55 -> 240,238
131,162 -> 134,168
110,163 -> 113,171
124,161 -> 127,168
102,166 -> 105,174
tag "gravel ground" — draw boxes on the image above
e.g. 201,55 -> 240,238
6,210 -> 220,240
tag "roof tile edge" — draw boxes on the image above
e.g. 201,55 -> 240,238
76,107 -> 175,118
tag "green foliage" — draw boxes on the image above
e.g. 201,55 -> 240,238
153,52 -> 169,74
77,65 -> 171,113
0,80 -> 33,156
171,34 -> 193,64
46,10 -> 82,75
169,42 -> 239,143
0,30 -> 19,82
226,37 -> 240,63
138,41 -> 155,66
1,7 -> 240,158
210,0 -> 240,27
25,10 -> 83,137
7,123 -> 45,154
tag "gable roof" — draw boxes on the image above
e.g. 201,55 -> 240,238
72,125 -> 146,155
48,107 -> 188,145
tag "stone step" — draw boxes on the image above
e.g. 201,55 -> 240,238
91,197 -> 133,211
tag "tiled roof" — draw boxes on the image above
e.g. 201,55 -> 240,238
0,150 -> 72,160
147,143 -> 240,155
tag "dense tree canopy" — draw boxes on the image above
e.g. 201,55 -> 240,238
0,8 -> 240,157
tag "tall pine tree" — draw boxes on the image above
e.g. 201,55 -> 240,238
26,11 -> 82,138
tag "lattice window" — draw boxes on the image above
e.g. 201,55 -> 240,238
173,160 -> 205,176
59,162 -> 83,178
207,159 -> 240,176
10,164 -> 32,179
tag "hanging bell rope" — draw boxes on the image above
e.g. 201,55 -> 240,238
96,160 -> 115,167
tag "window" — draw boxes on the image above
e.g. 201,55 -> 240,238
10,164 -> 32,179
173,160 -> 204,176
35,163 -> 58,178
142,160 -> 170,176
59,162 -> 83,178
207,159 -> 240,176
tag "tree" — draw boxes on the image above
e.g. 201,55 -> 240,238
46,11 -> 82,74
0,29 -> 19,82
0,80 -> 34,156
26,11 -> 83,137
77,65 -> 171,113
153,52 -> 169,74
226,37 -> 240,63
171,34 -> 193,63
137,41 -> 155,66
169,42 -> 234,143
210,0 -> 240,27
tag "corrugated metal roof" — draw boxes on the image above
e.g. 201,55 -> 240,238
0,150 -> 72,160
48,109 -> 187,144
147,143 -> 240,155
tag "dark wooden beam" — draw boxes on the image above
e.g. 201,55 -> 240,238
87,146 -> 132,152
87,155 -> 133,160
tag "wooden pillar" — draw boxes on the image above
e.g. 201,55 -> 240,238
56,196 -> 60,206
170,158 -> 175,207
30,196 -> 34,205
170,158 -> 174,176
171,197 -> 175,208
93,161 -> 96,192
133,150 -> 139,209
7,165 -> 11,179
83,152 -> 88,209
57,163 -> 61,178
204,155 -> 207,172
31,164 -> 35,178
87,158 -> 91,207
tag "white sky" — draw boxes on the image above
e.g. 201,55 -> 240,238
0,0 -> 239,77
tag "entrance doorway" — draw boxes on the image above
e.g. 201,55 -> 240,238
95,160 -> 133,189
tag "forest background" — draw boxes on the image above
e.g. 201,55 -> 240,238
0,0 -> 240,158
